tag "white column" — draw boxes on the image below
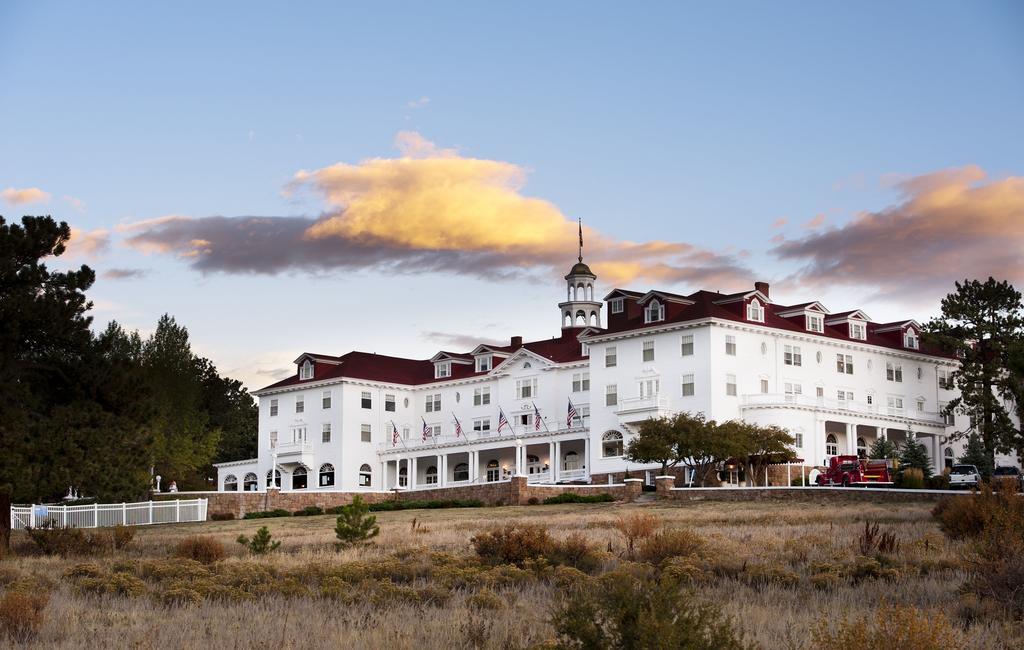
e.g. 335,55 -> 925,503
817,419 -> 828,464
410,457 -> 418,490
380,461 -> 386,489
437,454 -> 443,487
554,441 -> 561,481
584,437 -> 591,479
845,423 -> 856,456
469,450 -> 477,483
549,441 -> 556,483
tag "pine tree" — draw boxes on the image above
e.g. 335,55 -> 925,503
237,526 -> 281,554
868,437 -> 898,459
898,438 -> 933,481
958,432 -> 994,479
334,496 -> 380,548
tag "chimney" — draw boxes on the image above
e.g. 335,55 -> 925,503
510,336 -> 523,349
754,281 -> 770,298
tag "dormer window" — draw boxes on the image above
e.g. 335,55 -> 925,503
849,322 -> 866,340
904,329 -> 919,349
746,299 -> 764,322
644,300 -> 664,323
299,360 -> 313,380
610,298 -> 624,314
475,355 -> 492,372
806,314 -> 824,333
435,361 -> 451,379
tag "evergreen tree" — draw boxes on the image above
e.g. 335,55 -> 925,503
925,278 -> 1024,464
898,438 -> 933,481
334,496 -> 380,548
958,432 -> 994,479
868,437 -> 898,459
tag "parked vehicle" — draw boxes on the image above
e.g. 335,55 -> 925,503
948,464 -> 981,489
815,455 -> 894,487
992,466 -> 1024,492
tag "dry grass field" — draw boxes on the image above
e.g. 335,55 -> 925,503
2,498 -> 1022,648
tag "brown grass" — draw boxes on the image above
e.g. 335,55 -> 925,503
0,499 -> 1021,648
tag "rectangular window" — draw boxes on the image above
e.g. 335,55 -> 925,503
360,424 -> 371,442
269,399 -> 278,417
517,413 -> 534,427
837,390 -> 853,402
321,423 -> 331,443
725,335 -> 736,356
816,386 -> 824,398
606,384 -> 618,406
385,394 -> 396,412
784,345 -> 802,366
571,372 -> 590,392
760,378 -> 769,394
917,399 -> 925,412
938,369 -> 953,390
939,402 -> 953,425
605,346 -> 617,368
850,322 -> 866,340
610,298 -> 624,314
572,405 -> 590,428
425,393 -> 441,412
475,356 -> 492,372
582,343 -> 589,357
435,362 -> 451,379
681,374 -> 695,397
867,394 -> 873,405
886,362 -> 903,382
295,396 -> 304,413
904,331 -> 919,349
361,391 -> 372,409
516,378 -> 538,399
322,390 -> 332,409
784,382 -> 802,401
887,396 -> 904,410
807,314 -> 824,333
836,354 -> 853,374
473,387 -> 491,406
794,432 -> 804,448
473,418 -> 491,433
725,374 -> 737,396
681,334 -> 693,356
425,424 -> 441,438
642,340 -> 655,362
269,430 -> 277,449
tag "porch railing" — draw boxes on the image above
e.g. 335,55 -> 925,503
10,498 -> 208,530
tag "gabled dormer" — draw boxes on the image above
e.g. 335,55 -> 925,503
428,351 -> 473,379
712,286 -> 771,323
825,310 -> 871,341
638,290 -> 695,324
776,302 -> 830,333
603,289 -> 644,325
874,320 -> 922,349
291,353 -> 343,381
299,358 -> 313,380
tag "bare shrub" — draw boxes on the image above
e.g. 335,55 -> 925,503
637,529 -> 705,565
857,521 -> 900,556
812,602 -> 961,649
174,535 -> 227,564
467,587 -> 506,610
471,524 -> 554,567
612,513 -> 660,557
932,483 -> 1024,540
112,525 -> 135,550
24,523 -> 92,556
74,571 -> 147,598
549,532 -> 604,573
0,589 -> 49,642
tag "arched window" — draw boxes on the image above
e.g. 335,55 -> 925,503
453,462 -> 469,482
242,472 -> 258,491
944,447 -> 954,469
826,434 -> 838,456
223,474 -> 238,491
644,300 -> 664,323
266,469 -> 281,488
486,459 -> 500,482
319,463 -> 335,487
398,465 -> 408,487
747,299 -> 764,322
292,466 -> 308,490
856,438 -> 867,459
425,465 -> 438,485
590,311 -> 598,326
576,283 -> 585,300
602,431 -> 624,458
564,450 -> 580,470
564,312 -> 572,327
575,310 -> 586,326
358,464 -> 372,487
299,359 -> 313,380
587,283 -> 593,300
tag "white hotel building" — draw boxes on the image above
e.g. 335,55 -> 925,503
215,253 -> 979,493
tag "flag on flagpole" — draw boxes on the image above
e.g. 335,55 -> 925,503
533,402 -> 542,431
497,408 -> 509,433
422,417 -> 430,441
567,399 -> 578,427
391,421 -> 400,447
453,413 -> 463,438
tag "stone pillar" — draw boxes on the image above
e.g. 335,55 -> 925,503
548,441 -> 556,483
655,475 -> 675,498
510,475 -> 528,505
623,478 -> 643,502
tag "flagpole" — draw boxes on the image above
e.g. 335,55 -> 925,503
533,401 -> 550,433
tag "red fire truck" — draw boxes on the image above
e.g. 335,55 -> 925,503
815,455 -> 894,487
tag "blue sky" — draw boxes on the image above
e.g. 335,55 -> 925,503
2,1 -> 1022,388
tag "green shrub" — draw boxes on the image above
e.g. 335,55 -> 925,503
541,492 -> 615,505
552,569 -> 744,649
75,571 -> 147,598
293,505 -> 324,517
242,508 -> 292,520
355,498 -> 485,513
210,512 -> 235,521
927,474 -> 950,490
174,535 -> 227,564
471,524 -> 554,567
236,526 -> 281,555
334,496 -> 380,548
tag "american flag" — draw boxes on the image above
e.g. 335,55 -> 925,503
422,417 -> 430,441
567,399 -> 578,427
391,421 -> 400,447
497,408 -> 509,433
533,403 -> 542,431
453,414 -> 463,437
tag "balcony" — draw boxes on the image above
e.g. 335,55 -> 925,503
740,393 -> 947,426
377,422 -> 588,454
614,394 -> 675,423
273,441 -> 314,467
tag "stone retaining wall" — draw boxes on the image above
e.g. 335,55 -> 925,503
654,476 -> 967,504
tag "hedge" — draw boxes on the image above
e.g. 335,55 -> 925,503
242,508 -> 293,520
541,492 -> 615,505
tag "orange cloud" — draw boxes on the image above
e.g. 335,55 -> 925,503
771,217 -> 788,229
774,166 -> 1024,294
2,187 -> 51,205
802,213 -> 826,229
64,227 -> 110,259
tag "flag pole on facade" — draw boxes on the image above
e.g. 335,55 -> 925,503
453,413 -> 464,438
391,420 -> 406,449
422,417 -> 430,442
532,402 -> 549,432
497,407 -> 510,434
567,398 -> 578,428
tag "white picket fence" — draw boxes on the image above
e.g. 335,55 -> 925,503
10,499 -> 208,530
